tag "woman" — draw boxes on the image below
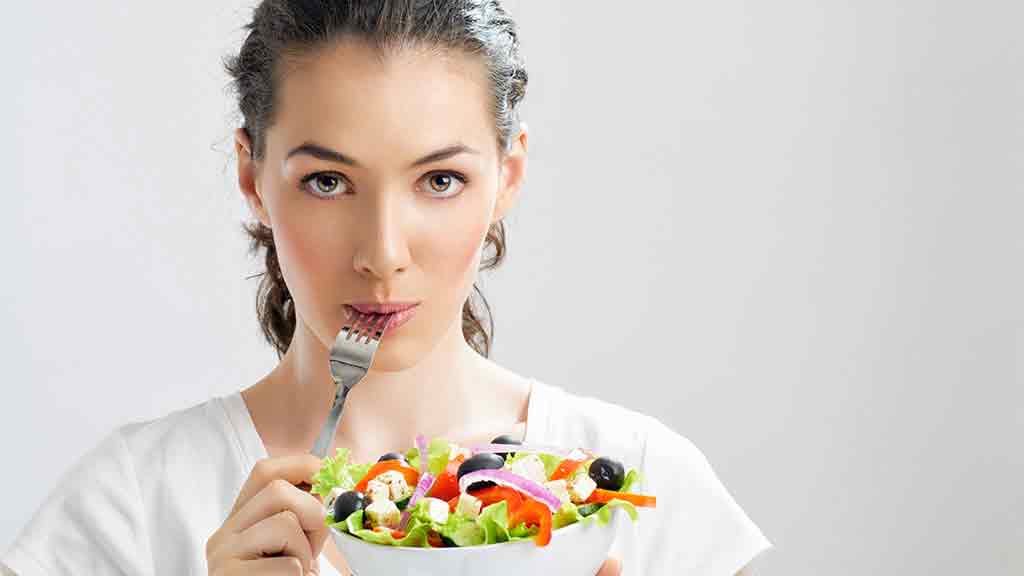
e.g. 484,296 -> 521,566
1,1 -> 769,575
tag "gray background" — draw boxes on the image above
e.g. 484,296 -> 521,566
1,1 -> 1021,574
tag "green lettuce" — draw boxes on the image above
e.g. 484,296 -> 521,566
505,451 -> 563,478
436,501 -> 537,547
331,509 -> 432,547
620,469 -> 642,493
404,437 -> 451,476
311,448 -> 373,500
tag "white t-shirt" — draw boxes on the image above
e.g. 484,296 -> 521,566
2,379 -> 770,575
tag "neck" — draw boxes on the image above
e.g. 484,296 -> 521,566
254,312 -> 505,459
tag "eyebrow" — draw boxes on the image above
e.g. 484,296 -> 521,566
285,142 -> 480,168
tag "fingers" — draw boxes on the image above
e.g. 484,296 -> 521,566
239,510 -> 313,566
225,477 -> 327,536
235,556 -> 307,575
214,510 -> 314,574
230,454 -> 323,517
207,454 -> 328,576
596,556 -> 622,576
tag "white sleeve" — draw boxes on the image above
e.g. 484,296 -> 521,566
626,418 -> 771,576
1,428 -> 153,575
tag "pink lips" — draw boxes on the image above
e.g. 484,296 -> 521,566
345,302 -> 420,334
348,302 -> 419,314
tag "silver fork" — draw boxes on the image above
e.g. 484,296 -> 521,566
310,310 -> 391,459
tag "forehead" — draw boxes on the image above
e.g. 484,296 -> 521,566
269,39 -> 498,163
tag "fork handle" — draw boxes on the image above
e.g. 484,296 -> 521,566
311,382 -> 351,459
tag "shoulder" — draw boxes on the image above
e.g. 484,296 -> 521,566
531,380 -> 771,574
530,380 -> 663,474
116,394 -> 241,471
532,379 -> 708,482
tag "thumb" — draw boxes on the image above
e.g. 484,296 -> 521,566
597,556 -> 622,576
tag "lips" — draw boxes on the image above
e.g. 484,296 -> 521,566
348,302 -> 420,314
345,303 -> 419,334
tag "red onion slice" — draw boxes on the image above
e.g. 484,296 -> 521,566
398,471 -> 435,531
415,434 -> 429,475
458,469 -> 562,513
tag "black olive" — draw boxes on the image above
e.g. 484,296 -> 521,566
490,434 -> 522,461
588,457 -> 626,491
378,452 -> 406,463
332,490 -> 367,522
457,453 -> 505,491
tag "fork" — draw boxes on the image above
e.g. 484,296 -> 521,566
310,310 -> 391,459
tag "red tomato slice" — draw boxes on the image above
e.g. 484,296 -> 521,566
426,454 -> 466,502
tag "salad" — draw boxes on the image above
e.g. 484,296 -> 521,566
311,434 -> 657,548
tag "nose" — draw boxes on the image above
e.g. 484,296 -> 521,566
351,192 -> 412,281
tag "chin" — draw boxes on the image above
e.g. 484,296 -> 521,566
366,342 -> 421,372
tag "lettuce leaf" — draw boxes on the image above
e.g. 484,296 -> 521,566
620,469 -> 642,493
311,448 -> 373,499
332,509 -> 431,547
405,437 -> 451,476
439,513 -> 485,546
505,451 -> 563,478
593,498 -> 639,525
552,502 -> 583,529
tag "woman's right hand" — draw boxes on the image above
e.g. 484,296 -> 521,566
206,453 -> 329,575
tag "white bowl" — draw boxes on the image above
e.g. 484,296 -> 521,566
331,508 -> 623,576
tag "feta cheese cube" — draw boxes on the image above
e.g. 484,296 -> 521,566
364,498 -> 401,529
421,497 -> 450,524
543,479 -> 571,505
374,470 -> 413,501
448,442 -> 473,461
455,493 -> 482,519
324,486 -> 345,512
567,474 -> 597,503
566,448 -> 589,461
366,479 -> 390,503
508,454 -> 547,484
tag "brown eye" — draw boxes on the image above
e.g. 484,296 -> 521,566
418,171 -> 467,199
301,172 -> 349,199
430,173 -> 452,193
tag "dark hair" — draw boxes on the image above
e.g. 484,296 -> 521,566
224,0 -> 528,360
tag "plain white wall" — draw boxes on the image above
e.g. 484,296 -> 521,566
1,1 -> 1021,575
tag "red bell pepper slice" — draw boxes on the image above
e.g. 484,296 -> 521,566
353,460 -> 420,494
509,497 -> 552,546
585,488 -> 657,508
549,458 -> 587,481
468,485 -> 525,510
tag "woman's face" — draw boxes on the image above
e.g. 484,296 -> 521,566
237,39 -> 527,371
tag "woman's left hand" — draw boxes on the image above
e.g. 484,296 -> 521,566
597,557 -> 622,575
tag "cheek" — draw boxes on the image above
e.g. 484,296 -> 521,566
434,216 -> 490,283
273,219 -> 339,300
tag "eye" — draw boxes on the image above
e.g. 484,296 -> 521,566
300,172 -> 350,199
418,171 -> 467,199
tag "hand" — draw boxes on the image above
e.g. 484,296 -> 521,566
597,556 -> 622,576
206,453 -> 328,575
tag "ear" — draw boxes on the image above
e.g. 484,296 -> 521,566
235,128 -> 272,228
492,122 -> 529,224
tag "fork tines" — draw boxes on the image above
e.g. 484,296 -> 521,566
345,311 -> 390,344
